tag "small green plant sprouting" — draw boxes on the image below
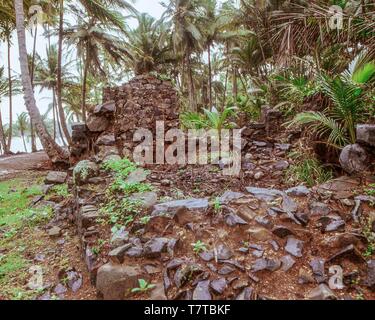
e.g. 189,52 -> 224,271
140,216 -> 151,225
131,279 -> 156,293
355,293 -> 365,300
191,240 -> 207,255
364,184 -> 375,197
363,243 -> 375,258
50,184 -> 69,198
102,158 -> 137,178
101,198 -> 142,225
213,197 -> 222,214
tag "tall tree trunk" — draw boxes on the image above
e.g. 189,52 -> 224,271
21,133 -> 27,153
52,101 -> 57,140
14,0 -> 68,163
232,68 -> 238,102
186,54 -> 196,112
30,120 -> 37,152
0,109 -> 7,153
53,89 -> 66,146
6,35 -> 12,153
30,23 -> 37,86
207,43 -> 213,110
81,55 -> 89,122
30,25 -> 38,153
56,0 -> 71,144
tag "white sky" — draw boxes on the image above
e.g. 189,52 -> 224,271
0,0 -> 165,125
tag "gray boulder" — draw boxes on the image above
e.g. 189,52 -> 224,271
45,171 -> 67,185
87,115 -> 109,132
96,263 -> 146,300
357,124 -> 375,147
339,143 -> 369,174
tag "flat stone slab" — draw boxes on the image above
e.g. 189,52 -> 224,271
152,198 -> 209,216
245,187 -> 283,201
125,168 -> 149,184
219,191 -> 246,204
45,171 -> 67,185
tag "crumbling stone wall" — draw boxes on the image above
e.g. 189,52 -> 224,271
111,74 -> 179,158
70,74 -> 180,163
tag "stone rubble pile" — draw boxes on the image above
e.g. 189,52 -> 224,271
44,156 -> 373,300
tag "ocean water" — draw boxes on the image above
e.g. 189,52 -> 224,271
6,136 -> 63,154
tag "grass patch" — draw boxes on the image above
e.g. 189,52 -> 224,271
284,151 -> 333,187
0,176 -> 52,300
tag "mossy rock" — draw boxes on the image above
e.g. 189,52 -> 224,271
73,160 -> 99,186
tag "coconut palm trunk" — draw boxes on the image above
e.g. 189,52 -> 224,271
186,54 -> 196,111
30,26 -> 38,153
14,0 -> 68,163
56,0 -> 71,144
207,43 -> 213,110
6,34 -> 12,153
21,130 -> 27,153
0,109 -> 7,153
81,54 -> 89,122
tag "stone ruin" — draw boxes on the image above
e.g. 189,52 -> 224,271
69,74 -> 180,163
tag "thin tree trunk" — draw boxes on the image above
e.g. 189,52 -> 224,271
30,26 -> 38,153
186,54 -> 196,112
232,68 -> 238,102
208,43 -> 213,110
0,109 -> 7,153
21,133 -> 27,153
81,55 -> 89,122
52,102 -> 56,140
53,89 -> 66,146
30,23 -> 38,86
6,35 -> 13,153
56,0 -> 71,144
30,120 -> 37,152
14,0 -> 68,163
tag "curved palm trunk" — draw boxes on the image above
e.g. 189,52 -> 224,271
57,0 -> 71,144
6,35 -> 12,153
14,0 -> 68,163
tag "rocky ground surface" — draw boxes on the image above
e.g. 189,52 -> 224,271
0,171 -> 96,300
30,139 -> 375,300
0,152 -> 49,181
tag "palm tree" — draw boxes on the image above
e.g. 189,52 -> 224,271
126,13 -> 174,75
163,0 -> 205,111
0,67 -> 8,153
288,59 -> 375,149
64,19 -> 132,121
14,0 -> 68,162
33,44 -> 74,145
16,112 -> 29,153
0,6 -> 15,154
